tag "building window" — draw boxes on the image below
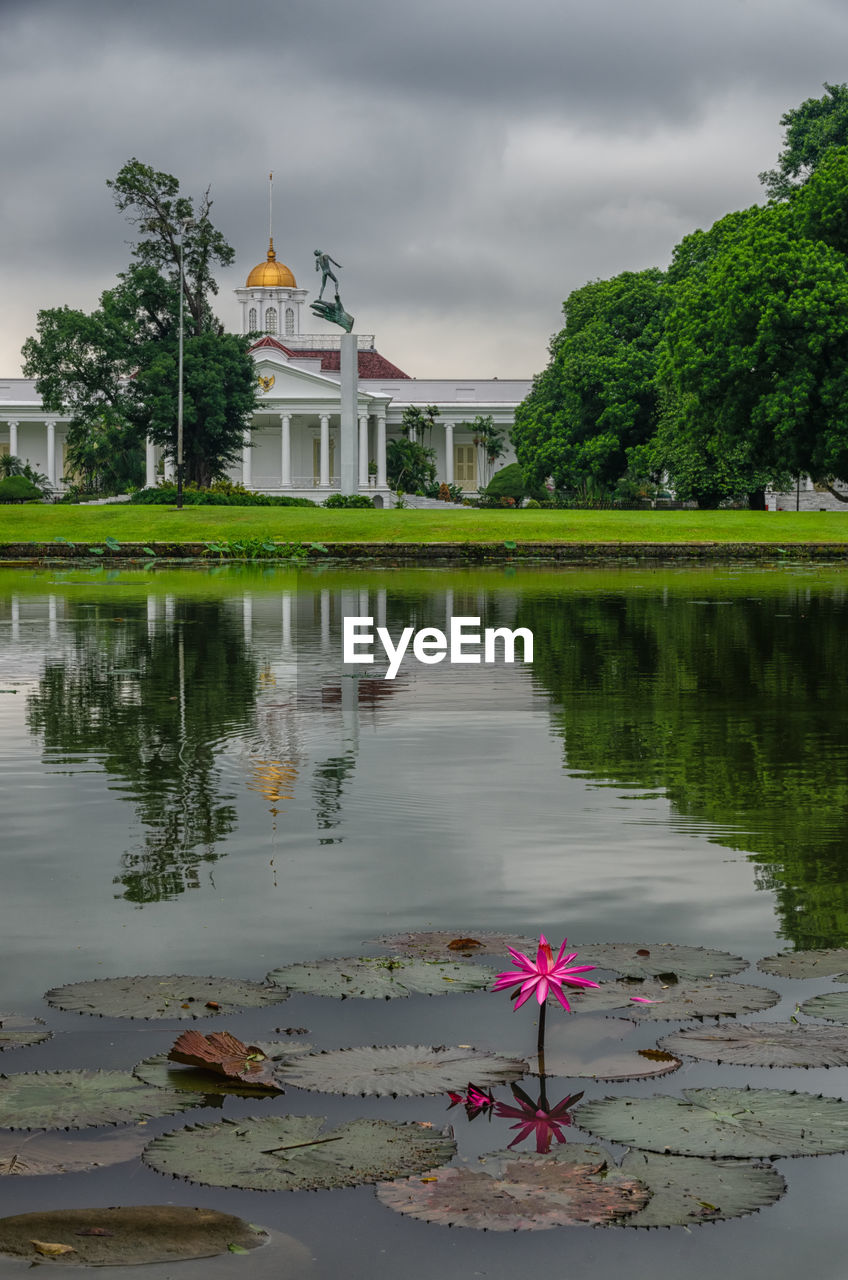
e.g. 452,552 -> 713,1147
248,307 -> 257,331
285,306 -> 295,336
265,306 -> 278,334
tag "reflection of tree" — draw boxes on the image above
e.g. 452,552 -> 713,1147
27,600 -> 257,903
312,754 -> 357,834
521,588 -> 848,948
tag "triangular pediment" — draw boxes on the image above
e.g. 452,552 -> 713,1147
250,344 -> 387,406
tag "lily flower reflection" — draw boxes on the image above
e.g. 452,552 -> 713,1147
493,1083 -> 584,1154
446,1084 -> 496,1120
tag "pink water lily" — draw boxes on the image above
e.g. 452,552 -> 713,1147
493,935 -> 599,1012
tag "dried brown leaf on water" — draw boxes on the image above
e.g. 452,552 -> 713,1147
168,1031 -> 282,1090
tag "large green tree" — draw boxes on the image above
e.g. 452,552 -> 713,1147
659,200 -> 848,494
513,269 -> 670,495
760,82 -> 848,200
22,160 -> 256,489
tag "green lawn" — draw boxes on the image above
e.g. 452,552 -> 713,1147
0,505 -> 847,545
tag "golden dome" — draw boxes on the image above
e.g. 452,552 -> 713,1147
246,239 -> 296,288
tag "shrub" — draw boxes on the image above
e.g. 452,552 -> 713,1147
322,493 -> 374,509
130,486 -> 316,507
524,497 -> 541,508
499,496 -> 516,508
0,475 -> 43,502
485,463 -> 546,504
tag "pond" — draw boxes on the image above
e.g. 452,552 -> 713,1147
1,562 -> 847,1277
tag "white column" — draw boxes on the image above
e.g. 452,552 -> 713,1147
145,438 -> 157,488
242,428 -> 252,488
7,421 -> 18,458
376,412 -> 387,488
444,421 -> 454,484
163,455 -> 176,482
243,594 -> 253,644
358,414 -> 369,487
319,415 -> 330,487
339,333 -> 358,495
11,597 -> 20,643
46,421 -> 56,487
48,595 -> 58,641
147,595 -> 158,639
281,414 -> 292,487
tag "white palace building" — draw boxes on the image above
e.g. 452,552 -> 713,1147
0,239 -> 530,505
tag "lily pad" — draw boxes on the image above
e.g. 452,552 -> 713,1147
134,1041 -> 311,1097
278,1045 -> 527,1097
0,1129 -> 148,1176
535,1143 -> 786,1227
375,1150 -> 649,1230
0,1015 -> 51,1051
266,956 -> 498,999
608,1147 -> 785,1227
45,974 -> 286,1019
576,1087 -> 848,1157
799,991 -> 848,1024
0,1206 -> 266,1266
143,1114 -> 456,1191
573,942 -> 746,980
571,978 -> 779,1020
758,948 -> 848,979
378,931 -> 537,961
659,1022 -> 848,1068
0,1070 -> 200,1130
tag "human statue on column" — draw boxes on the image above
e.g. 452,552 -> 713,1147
310,249 -> 354,332
314,250 -> 343,301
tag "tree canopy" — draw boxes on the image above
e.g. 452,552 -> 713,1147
514,85 -> 848,507
513,269 -> 670,496
22,159 -> 256,490
759,82 -> 848,200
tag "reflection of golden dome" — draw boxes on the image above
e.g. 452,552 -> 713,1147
246,239 -> 296,288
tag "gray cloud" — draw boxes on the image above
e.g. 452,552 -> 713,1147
2,0 -> 846,377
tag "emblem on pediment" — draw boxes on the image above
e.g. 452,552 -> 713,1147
257,373 -> 275,393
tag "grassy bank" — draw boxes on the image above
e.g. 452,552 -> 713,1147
1,505 -> 847,545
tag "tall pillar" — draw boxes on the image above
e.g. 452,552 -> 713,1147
45,421 -> 56,487
7,421 -> 18,458
145,438 -> 157,488
242,427 -> 252,489
358,414 -> 369,487
339,332 -> 359,495
163,455 -> 175,482
376,412 -> 387,489
319,415 -> 330,487
444,421 -> 455,484
281,414 -> 292,487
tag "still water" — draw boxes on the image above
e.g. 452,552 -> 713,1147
1,562 -> 847,1277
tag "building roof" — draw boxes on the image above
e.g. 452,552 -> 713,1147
248,335 -> 410,379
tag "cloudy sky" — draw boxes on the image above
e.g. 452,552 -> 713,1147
2,0 -> 845,379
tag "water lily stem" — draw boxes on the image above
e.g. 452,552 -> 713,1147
537,1001 -> 548,1108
